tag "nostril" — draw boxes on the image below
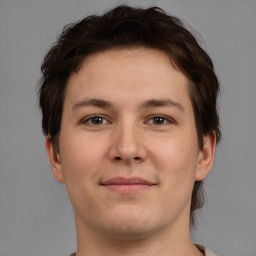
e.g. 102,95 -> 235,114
113,156 -> 141,162
114,156 -> 122,161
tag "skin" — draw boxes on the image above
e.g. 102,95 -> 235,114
46,47 -> 216,256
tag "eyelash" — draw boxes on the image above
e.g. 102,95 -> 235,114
146,115 -> 176,126
80,114 -> 176,126
81,115 -> 110,126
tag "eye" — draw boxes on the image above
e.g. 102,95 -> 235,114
146,115 -> 175,125
82,115 -> 110,126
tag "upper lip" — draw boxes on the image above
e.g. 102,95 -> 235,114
102,177 -> 155,186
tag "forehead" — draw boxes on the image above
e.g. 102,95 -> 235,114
77,47 -> 180,81
64,47 -> 192,109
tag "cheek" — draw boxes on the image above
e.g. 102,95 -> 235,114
151,133 -> 199,189
59,134 -> 107,211
152,131 -> 198,167
59,133 -> 106,183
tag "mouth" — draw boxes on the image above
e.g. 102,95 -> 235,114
101,177 -> 156,194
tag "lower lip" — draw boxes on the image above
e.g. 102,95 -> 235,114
103,184 -> 153,193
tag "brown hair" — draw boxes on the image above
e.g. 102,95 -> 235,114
38,5 -> 221,226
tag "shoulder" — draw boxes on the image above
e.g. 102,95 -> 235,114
195,244 -> 218,256
205,247 -> 218,256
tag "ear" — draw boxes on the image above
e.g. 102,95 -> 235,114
45,135 -> 65,183
195,131 -> 216,181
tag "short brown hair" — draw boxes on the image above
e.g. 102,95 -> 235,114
38,5 -> 221,226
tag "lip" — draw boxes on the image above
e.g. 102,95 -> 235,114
101,177 -> 156,193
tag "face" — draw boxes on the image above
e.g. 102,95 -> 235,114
46,48 -> 215,239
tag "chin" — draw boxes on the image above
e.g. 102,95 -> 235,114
104,223 -> 153,241
100,208 -> 162,241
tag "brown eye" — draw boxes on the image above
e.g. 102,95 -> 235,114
152,116 -> 166,125
82,115 -> 109,125
91,116 -> 104,125
147,115 -> 172,125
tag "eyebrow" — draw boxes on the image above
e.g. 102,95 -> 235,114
72,98 -> 113,110
72,98 -> 184,112
141,99 -> 184,112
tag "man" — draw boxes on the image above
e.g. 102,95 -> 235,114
39,5 -> 220,256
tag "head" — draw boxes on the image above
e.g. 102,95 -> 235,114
39,5 -> 220,228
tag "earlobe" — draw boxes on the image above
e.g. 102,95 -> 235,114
195,132 -> 216,181
45,135 -> 65,183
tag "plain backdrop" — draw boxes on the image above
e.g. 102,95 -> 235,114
0,0 -> 255,255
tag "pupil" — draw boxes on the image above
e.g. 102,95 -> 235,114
92,117 -> 103,124
154,117 -> 164,124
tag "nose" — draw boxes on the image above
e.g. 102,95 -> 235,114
108,120 -> 147,164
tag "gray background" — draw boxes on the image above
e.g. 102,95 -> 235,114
0,0 -> 255,255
